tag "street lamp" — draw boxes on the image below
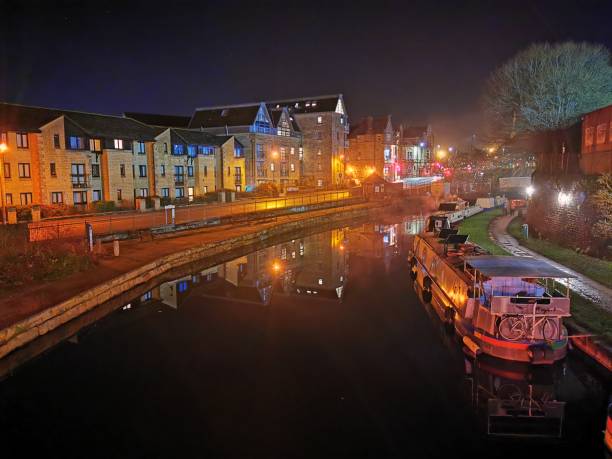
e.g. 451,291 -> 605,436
0,142 -> 7,225
525,185 -> 535,198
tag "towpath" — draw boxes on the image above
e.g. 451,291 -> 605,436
489,214 -> 612,312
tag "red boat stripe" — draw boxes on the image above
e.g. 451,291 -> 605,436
474,331 -> 530,350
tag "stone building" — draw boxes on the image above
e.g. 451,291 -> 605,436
189,103 -> 302,191
396,124 -> 434,178
0,102 -> 157,209
346,115 -> 396,182
266,95 -> 348,188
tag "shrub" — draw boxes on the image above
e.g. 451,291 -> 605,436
93,200 -> 117,213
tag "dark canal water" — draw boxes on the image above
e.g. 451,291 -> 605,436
0,216 -> 609,458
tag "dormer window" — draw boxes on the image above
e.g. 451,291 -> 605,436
294,103 -> 299,108
311,101 -> 317,107
187,145 -> 197,157
89,138 -> 101,151
198,145 -> 214,155
305,102 -> 311,107
69,136 -> 85,150
173,144 -> 184,155
221,109 -> 229,117
114,139 -> 123,149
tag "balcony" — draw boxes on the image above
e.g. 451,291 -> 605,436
71,175 -> 89,188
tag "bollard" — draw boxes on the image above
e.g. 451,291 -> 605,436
113,239 -> 120,257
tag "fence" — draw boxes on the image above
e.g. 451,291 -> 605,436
28,189 -> 362,241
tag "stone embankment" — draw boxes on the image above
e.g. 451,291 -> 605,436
0,200 -> 396,360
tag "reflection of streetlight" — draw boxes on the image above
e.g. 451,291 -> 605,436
0,143 -> 7,225
271,150 -> 278,185
526,185 -> 534,198
272,261 -> 281,273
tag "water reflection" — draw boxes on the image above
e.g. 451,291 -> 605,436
150,228 -> 350,308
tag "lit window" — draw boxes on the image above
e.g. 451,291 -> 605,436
113,139 -> 123,149
69,136 -> 84,149
290,163 -> 295,172
596,124 -> 607,144
318,278 -> 323,285
585,127 -> 594,146
51,192 -> 63,204
89,138 -> 101,151
187,145 -> 197,157
161,188 -> 169,197
270,163 -> 275,171
137,141 -> 146,154
16,132 -> 28,148
93,190 -> 101,201
173,144 -> 184,155
18,163 -> 31,178
139,165 -> 147,177
317,116 -> 323,124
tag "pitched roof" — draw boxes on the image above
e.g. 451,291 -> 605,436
349,116 -> 390,138
266,94 -> 341,114
189,104 -> 261,129
400,125 -> 428,139
171,128 -> 235,147
0,102 -> 156,140
124,112 -> 191,128
267,107 -> 301,132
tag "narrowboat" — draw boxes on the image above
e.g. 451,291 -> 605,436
410,233 -> 573,364
426,199 -> 482,232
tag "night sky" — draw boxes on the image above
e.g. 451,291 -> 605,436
2,0 -> 611,145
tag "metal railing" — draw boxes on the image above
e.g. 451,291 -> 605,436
27,189 -> 364,241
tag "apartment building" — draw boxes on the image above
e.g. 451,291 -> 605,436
267,94 -> 348,188
346,115 -> 397,182
188,103 -> 302,191
396,124 -> 434,178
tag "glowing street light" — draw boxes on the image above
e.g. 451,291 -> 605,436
525,185 -> 535,198
436,149 -> 447,160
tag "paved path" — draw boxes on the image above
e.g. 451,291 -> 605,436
489,214 -> 612,312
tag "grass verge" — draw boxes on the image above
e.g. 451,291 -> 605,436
567,292 -> 612,345
458,208 -> 509,255
508,216 -> 612,289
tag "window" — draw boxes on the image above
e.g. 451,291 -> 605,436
161,188 -> 169,198
0,132 -> 6,144
163,143 -> 168,154
90,164 -> 99,178
5,193 -> 12,205
234,146 -> 243,157
89,138 -> 101,151
3,163 -> 10,179
198,145 -> 214,155
137,141 -> 146,154
317,149 -> 321,156
73,191 -> 87,204
18,163 -> 31,178
173,144 -> 184,155
69,136 -> 85,149
340,117 -> 344,125
585,127 -> 594,146
596,124 -> 607,144
280,163 -> 288,177
20,192 -> 33,205
53,134 -> 60,148
51,192 -> 63,204
317,179 -> 323,187
16,132 -> 28,148
234,166 -> 241,178
117,189 -> 122,201
256,162 -> 267,177
280,147 -> 286,161
93,190 -> 101,201
270,163 -> 275,172
256,143 -> 264,160
139,165 -> 147,177
299,147 -> 303,159
175,187 -> 185,198
290,163 -> 295,172
203,165 -> 208,177
227,166 -> 230,177
71,163 -> 86,186
187,145 -> 197,157
187,166 -> 194,177
50,162 -> 57,177
114,139 -> 124,149
203,186 -> 208,194
317,116 -> 323,124
160,165 -> 166,176
139,188 -> 148,197
290,147 -> 295,155
120,164 -> 126,177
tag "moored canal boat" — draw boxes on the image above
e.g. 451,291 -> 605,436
410,233 -> 573,364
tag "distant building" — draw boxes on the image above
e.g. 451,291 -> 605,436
396,124 -> 434,177
581,104 -> 612,175
347,115 -> 396,182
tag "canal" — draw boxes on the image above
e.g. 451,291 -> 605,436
0,215 -> 609,457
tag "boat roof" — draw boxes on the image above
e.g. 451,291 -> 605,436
465,256 -> 575,278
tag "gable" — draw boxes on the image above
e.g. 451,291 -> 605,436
335,97 -> 345,115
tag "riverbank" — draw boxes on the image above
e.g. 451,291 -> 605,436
0,199 -> 415,359
457,208 -> 509,255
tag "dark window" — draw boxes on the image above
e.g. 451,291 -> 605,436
175,187 -> 185,198
187,166 -> 194,177
51,192 -> 63,204
53,134 -> 60,149
18,163 -> 31,178
20,192 -> 32,205
117,189 -> 122,200
5,193 -> 12,205
91,164 -> 100,177
3,163 -> 10,179
93,190 -> 101,201
203,166 -> 208,177
163,143 -> 168,154
120,164 -> 126,177
137,141 -> 146,154
160,165 -> 166,176
161,188 -> 169,197
73,191 -> 87,204
50,162 -> 57,177
187,145 -> 196,157
71,163 -> 86,186
16,132 -> 28,148
139,165 -> 147,177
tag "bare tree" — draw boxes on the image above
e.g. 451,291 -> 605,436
483,42 -> 612,138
